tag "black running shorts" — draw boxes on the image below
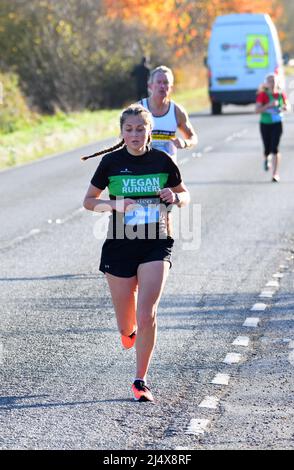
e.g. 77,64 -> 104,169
260,122 -> 283,155
99,237 -> 174,278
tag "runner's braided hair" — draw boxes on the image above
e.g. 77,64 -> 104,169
81,104 -> 153,161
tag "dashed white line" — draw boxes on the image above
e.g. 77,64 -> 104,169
53,207 -> 84,225
266,280 -> 280,288
250,303 -> 267,311
272,273 -> 284,279
185,418 -> 211,436
232,336 -> 250,347
203,145 -> 213,153
0,228 -> 41,250
259,290 -> 274,298
179,157 -> 189,165
243,317 -> 260,327
198,396 -> 220,409
223,352 -> 242,364
0,207 -> 85,251
211,373 -> 230,385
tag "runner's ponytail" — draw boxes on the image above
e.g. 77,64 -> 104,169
81,139 -> 125,161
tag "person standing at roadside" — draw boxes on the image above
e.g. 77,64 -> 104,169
256,73 -> 289,182
140,65 -> 198,162
131,57 -> 150,101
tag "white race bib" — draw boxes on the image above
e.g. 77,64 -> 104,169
124,199 -> 160,225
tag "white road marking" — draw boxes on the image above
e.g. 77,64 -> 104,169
198,396 -> 220,409
211,373 -> 230,385
203,146 -> 213,153
225,136 -> 233,142
266,280 -> 280,288
288,340 -> 294,349
232,336 -> 250,347
243,317 -> 260,327
259,290 -> 274,298
54,207 -> 84,225
0,228 -> 41,250
185,418 -> 210,435
223,352 -> 242,364
250,303 -> 267,311
0,207 -> 84,251
192,152 -> 203,158
272,273 -> 284,279
179,157 -> 189,165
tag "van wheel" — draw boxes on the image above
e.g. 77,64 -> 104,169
212,102 -> 222,115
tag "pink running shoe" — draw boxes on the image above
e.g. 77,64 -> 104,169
132,380 -> 154,402
121,331 -> 136,350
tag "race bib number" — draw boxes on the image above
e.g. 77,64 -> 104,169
124,199 -> 160,225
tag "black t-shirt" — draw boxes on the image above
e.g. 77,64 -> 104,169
91,146 -> 182,240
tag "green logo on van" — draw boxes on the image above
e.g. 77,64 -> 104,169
246,34 -> 269,68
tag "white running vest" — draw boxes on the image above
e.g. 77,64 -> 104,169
141,98 -> 178,162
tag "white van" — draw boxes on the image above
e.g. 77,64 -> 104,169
205,13 -> 285,114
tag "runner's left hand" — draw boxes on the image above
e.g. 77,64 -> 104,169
159,188 -> 176,204
171,137 -> 186,149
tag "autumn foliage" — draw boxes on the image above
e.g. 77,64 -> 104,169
104,0 -> 282,57
0,0 -> 285,113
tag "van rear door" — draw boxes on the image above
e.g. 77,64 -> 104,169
208,22 -> 273,94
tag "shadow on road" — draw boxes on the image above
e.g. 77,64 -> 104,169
0,273 -> 101,282
0,395 -> 102,410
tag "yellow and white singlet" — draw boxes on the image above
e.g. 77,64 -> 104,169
141,98 -> 178,162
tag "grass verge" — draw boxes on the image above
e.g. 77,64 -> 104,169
0,87 -> 209,170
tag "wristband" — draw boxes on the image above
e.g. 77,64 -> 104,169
174,193 -> 180,205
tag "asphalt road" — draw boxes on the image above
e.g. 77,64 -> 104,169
0,103 -> 294,451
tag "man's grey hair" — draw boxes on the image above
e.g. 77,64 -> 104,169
149,65 -> 174,85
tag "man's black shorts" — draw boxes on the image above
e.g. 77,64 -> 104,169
99,237 -> 174,278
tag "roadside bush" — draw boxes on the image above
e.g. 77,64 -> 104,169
0,72 -> 37,133
0,1 -> 173,113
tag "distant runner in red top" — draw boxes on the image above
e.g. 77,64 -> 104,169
256,73 -> 289,182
